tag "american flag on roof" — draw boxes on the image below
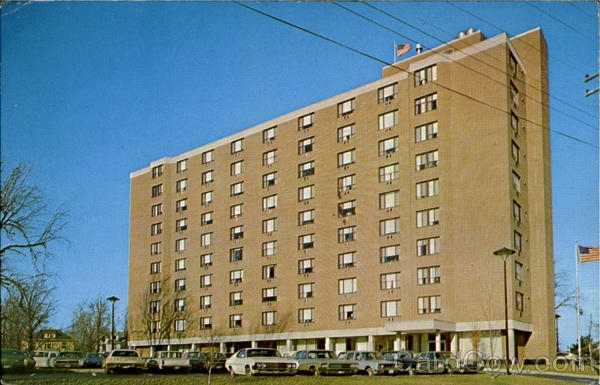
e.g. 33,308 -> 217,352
396,43 -> 410,57
578,246 -> 600,263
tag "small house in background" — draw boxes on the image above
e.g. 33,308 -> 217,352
25,328 -> 75,352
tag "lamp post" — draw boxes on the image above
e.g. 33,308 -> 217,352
554,314 -> 561,354
494,247 -> 515,375
107,296 -> 120,352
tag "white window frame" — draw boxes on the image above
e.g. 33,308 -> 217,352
380,218 -> 400,236
380,272 -> 401,290
378,110 -> 398,130
338,278 -> 357,295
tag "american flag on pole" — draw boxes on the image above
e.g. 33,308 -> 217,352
578,246 -> 600,263
396,43 -> 410,57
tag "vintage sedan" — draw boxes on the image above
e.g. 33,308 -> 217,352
414,351 -> 483,374
291,349 -> 357,376
1,349 -> 28,373
52,351 -> 85,368
103,349 -> 145,374
225,348 -> 298,376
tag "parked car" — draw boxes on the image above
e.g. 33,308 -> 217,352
103,349 -> 145,374
291,349 -> 357,376
146,351 -> 190,373
383,350 -> 417,372
84,352 -> 103,368
338,350 -> 399,375
32,351 -> 59,369
414,351 -> 481,374
225,348 -> 298,376
1,349 -> 29,373
184,351 -> 226,373
52,351 -> 85,368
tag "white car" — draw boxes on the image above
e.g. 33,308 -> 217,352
103,349 -> 145,374
32,351 -> 59,369
225,348 -> 298,376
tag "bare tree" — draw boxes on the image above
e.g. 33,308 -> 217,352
70,296 -> 110,352
554,268 -> 576,312
0,162 -> 67,291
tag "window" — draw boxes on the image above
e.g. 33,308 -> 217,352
379,137 -> 398,156
200,274 -> 212,288
381,300 -> 401,317
380,218 -> 400,236
512,171 -> 521,193
229,314 -> 242,328
151,242 -> 162,256
152,165 -> 163,178
338,304 -> 356,320
175,218 -> 187,232
175,239 -> 186,252
231,161 -> 243,177
299,137 -> 314,154
230,247 -> 243,262
416,150 -> 439,170
262,287 -> 277,302
299,209 -> 315,225
417,237 -> 440,256
512,141 -> 520,165
338,149 -> 355,167
299,234 -> 314,250
380,245 -> 400,263
151,203 -> 163,217
338,124 -> 355,142
513,201 -> 521,224
378,110 -> 398,130
509,53 -> 518,77
511,112 -> 519,136
513,231 -> 522,254
417,266 -> 441,285
262,311 -> 277,326
298,282 -> 314,298
338,252 -> 356,268
201,253 -> 213,267
230,204 -> 243,218
176,198 -> 187,212
338,174 -> 355,194
200,317 -> 212,330
380,272 -> 401,290
515,261 -> 523,282
338,278 -> 357,295
176,179 -> 187,193
174,298 -> 185,312
298,113 -> 314,129
263,149 -> 277,166
230,181 -> 244,197
231,138 -> 244,154
338,200 -> 356,217
201,232 -> 212,247
515,292 -> 524,312
416,179 -> 439,199
262,241 -> 277,257
262,264 -> 276,280
230,269 -> 243,284
201,191 -> 213,206
201,212 -> 213,226
298,161 -> 315,178
150,281 -> 161,294
229,291 -> 243,306
151,222 -> 162,236
510,81 -> 519,108
262,218 -> 277,233
380,190 -> 399,210
202,150 -> 214,164
150,320 -> 161,333
338,98 -> 354,116
176,159 -> 187,173
202,170 -> 214,185
298,259 -> 314,274
379,163 -> 399,183
200,295 -> 212,309
417,208 -> 439,227
263,126 -> 276,142
263,172 -> 277,188
338,226 -> 356,243
418,295 -> 441,314
298,308 -> 314,323
414,64 -> 437,86
175,278 -> 186,292
414,93 -> 438,115
175,258 -> 186,271
298,185 -> 315,201
263,194 -> 277,210
151,184 -> 163,198
378,83 -> 397,103
230,225 -> 244,240
150,301 -> 160,314
415,122 -> 438,142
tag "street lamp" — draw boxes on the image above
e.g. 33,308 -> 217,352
555,314 -> 561,354
494,246 -> 515,375
107,296 -> 120,352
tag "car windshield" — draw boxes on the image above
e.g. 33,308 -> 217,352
112,350 -> 138,357
33,352 -> 48,358
59,352 -> 82,358
247,349 -> 279,357
308,351 -> 334,359
361,352 -> 384,360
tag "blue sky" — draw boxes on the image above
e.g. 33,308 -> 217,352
1,2 -> 597,351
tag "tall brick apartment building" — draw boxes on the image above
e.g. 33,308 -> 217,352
128,27 -> 555,360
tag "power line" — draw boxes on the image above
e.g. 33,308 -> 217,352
236,2 -> 597,148
528,2 -> 595,44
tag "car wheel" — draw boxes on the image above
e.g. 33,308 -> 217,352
309,366 -> 318,376
366,367 -> 374,376
228,367 -> 236,377
245,366 -> 252,376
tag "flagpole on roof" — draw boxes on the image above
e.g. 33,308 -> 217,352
394,40 -> 397,63
575,243 -> 582,368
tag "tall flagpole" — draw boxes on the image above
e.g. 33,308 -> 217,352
575,243 -> 582,368
393,41 -> 397,62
